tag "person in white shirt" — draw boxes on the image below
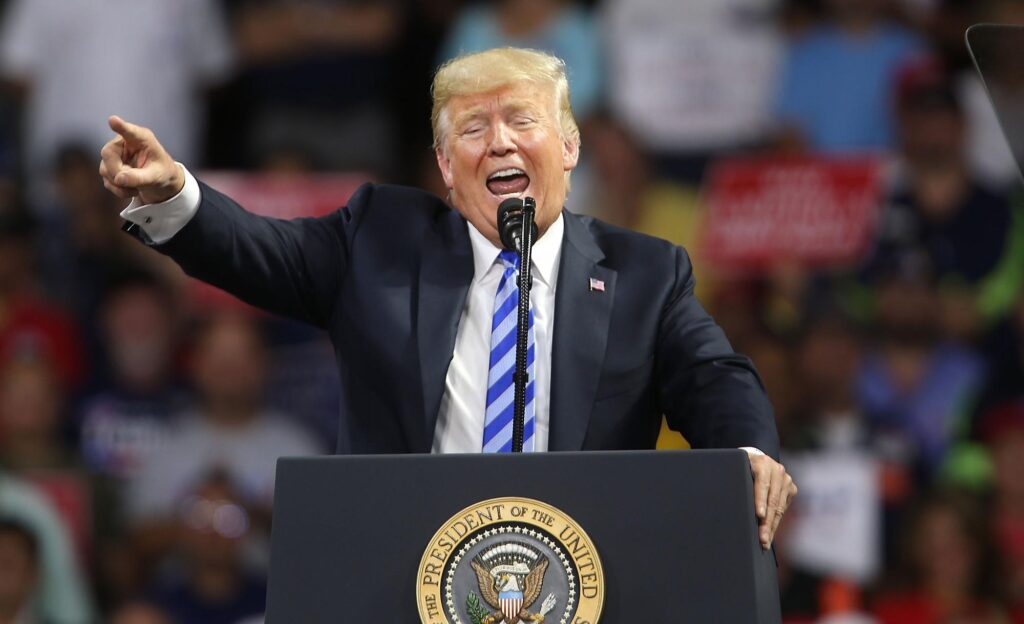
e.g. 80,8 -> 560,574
0,0 -> 232,207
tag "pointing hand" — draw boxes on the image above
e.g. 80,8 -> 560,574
98,116 -> 184,205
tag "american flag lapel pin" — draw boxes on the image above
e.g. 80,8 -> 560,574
589,277 -> 605,292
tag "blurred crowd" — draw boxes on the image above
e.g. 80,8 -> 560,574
0,0 -> 1022,622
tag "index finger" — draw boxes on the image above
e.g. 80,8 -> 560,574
108,115 -> 149,143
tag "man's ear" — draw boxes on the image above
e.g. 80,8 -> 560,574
435,147 -> 454,189
562,137 -> 580,172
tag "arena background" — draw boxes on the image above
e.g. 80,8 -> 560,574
0,0 -> 1022,622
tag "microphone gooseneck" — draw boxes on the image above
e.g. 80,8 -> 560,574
496,196 -> 536,453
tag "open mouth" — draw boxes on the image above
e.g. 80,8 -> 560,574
486,168 -> 530,197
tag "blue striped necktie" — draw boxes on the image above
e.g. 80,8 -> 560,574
483,250 -> 535,452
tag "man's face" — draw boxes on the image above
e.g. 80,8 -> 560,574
435,81 -> 579,246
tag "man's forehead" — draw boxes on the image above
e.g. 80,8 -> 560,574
447,83 -> 554,119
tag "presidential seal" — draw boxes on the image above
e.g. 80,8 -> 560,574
417,497 -> 604,624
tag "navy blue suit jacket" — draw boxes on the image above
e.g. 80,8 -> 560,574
133,181 -> 780,458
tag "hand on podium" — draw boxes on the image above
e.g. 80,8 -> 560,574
99,116 -> 184,205
747,451 -> 798,549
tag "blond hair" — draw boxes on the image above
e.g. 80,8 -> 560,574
431,47 -> 580,153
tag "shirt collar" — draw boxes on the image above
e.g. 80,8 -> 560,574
466,212 -> 564,287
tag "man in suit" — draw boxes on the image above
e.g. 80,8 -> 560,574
98,48 -> 796,548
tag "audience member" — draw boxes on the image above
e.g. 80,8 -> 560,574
775,0 -> 926,152
872,491 -> 1004,623
867,68 -> 1023,340
788,313 -> 869,451
145,471 -> 267,624
857,257 -> 985,481
0,356 -> 71,473
0,351 -> 129,611
0,518 -> 42,624
603,0 -> 783,183
439,0 -> 602,120
38,146 -> 179,352
0,210 -> 84,392
232,0 -> 402,176
77,274 -> 186,482
127,313 -> 321,578
0,0 -> 233,204
0,473 -> 94,624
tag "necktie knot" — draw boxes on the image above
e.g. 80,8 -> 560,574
497,250 -> 519,270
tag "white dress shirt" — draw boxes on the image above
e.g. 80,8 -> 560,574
432,214 -> 562,453
121,167 -> 762,457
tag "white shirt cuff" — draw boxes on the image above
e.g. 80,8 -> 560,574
119,163 -> 200,244
740,447 -> 765,457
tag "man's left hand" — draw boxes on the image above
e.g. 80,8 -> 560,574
745,451 -> 797,550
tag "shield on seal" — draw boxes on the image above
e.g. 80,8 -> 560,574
498,591 -> 524,622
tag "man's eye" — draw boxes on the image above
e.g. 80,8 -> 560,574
462,125 -> 484,136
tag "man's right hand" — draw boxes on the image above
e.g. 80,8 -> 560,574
99,116 -> 184,205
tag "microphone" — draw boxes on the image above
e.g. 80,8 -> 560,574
496,196 -> 536,453
498,197 -> 538,253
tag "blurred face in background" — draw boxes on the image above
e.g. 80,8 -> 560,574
899,104 -> 966,179
0,529 -> 36,619
110,603 -> 171,624
192,315 -> 267,417
796,321 -> 862,413
103,285 -> 176,392
436,80 -> 579,245
56,147 -> 118,249
875,274 -> 939,341
0,359 -> 61,447
912,503 -> 980,596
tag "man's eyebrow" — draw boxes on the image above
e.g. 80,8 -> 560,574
451,107 -> 488,128
450,99 -> 545,130
502,99 -> 542,115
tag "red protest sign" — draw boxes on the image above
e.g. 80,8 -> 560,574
701,156 -> 883,271
187,172 -> 371,311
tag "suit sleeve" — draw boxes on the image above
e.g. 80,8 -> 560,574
656,246 -> 781,459
130,179 -> 375,329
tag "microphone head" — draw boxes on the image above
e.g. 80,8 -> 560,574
498,197 -> 526,252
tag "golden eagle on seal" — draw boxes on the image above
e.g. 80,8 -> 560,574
470,545 -> 551,623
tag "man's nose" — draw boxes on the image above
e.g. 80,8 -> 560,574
488,123 -> 517,156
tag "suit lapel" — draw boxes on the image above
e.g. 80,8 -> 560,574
417,209 -> 473,452
549,212 -> 616,451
